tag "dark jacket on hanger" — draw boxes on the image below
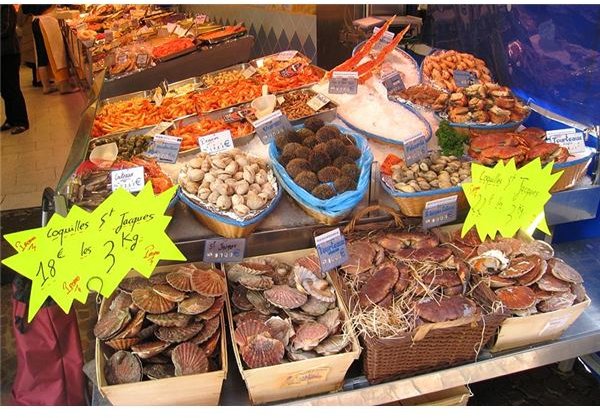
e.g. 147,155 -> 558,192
1,5 -> 20,56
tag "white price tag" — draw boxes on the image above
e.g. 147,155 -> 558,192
539,317 -> 570,336
136,53 -> 149,67
174,25 -> 187,38
198,130 -> 234,155
104,30 -> 113,43
329,71 -> 358,95
315,228 -> 349,273
145,121 -> 173,137
166,22 -> 177,33
453,70 -> 479,87
251,110 -> 293,145
546,128 -> 586,154
152,87 -> 164,107
203,238 -> 246,263
423,195 -> 458,228
116,53 -> 128,65
381,70 -> 405,94
307,93 -> 331,111
403,135 -> 429,166
242,66 -> 257,79
150,134 -> 182,163
277,96 -> 285,105
111,167 -> 145,192
372,26 -> 395,50
275,50 -> 298,61
195,14 -> 207,25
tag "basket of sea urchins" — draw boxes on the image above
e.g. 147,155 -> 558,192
268,117 -> 373,225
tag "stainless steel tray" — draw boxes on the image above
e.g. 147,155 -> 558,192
202,28 -> 247,45
166,76 -> 205,96
97,89 -> 154,109
168,106 -> 256,156
154,42 -> 199,63
199,62 -> 253,86
87,126 -> 157,157
249,50 -> 313,68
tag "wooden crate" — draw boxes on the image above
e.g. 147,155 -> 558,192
398,386 -> 471,406
95,262 -> 228,405
224,249 -> 362,404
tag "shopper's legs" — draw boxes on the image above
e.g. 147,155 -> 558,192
1,54 -> 29,133
32,18 -> 56,94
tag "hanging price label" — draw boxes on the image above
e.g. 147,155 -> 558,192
280,62 -> 304,78
546,128 -> 586,154
174,25 -> 187,38
307,93 -> 331,111
145,121 -> 173,137
329,71 -> 358,95
111,167 -> 145,192
453,70 -> 479,87
372,26 -> 395,50
198,130 -> 234,155
252,110 -> 293,144
403,135 -> 428,166
149,134 -> 182,163
195,14 -> 207,25
276,50 -> 298,61
423,195 -> 458,229
242,66 -> 257,79
314,228 -> 349,274
381,70 -> 405,94
203,238 -> 246,263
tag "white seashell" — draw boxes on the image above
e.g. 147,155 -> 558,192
197,188 -> 211,200
183,180 -> 199,195
188,169 -> 204,183
255,170 -> 268,185
234,180 -> 250,195
201,158 -> 211,172
212,156 -> 232,169
224,178 -> 237,186
189,157 -> 204,169
250,163 -> 259,173
233,171 -> 244,181
204,173 -> 216,183
217,173 -> 231,181
257,192 -> 270,202
243,166 -> 255,183
246,191 -> 267,210
249,183 -> 261,193
233,204 -> 250,216
216,195 -> 232,211
261,182 -> 275,199
224,161 -> 239,175
208,191 -> 220,204
209,179 -> 222,192
235,155 -> 249,167
232,194 -> 245,207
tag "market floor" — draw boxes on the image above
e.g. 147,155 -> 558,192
0,67 -> 86,211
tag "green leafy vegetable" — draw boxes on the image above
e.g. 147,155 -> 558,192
436,120 -> 469,157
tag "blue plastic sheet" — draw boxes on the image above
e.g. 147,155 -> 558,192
268,125 -> 374,219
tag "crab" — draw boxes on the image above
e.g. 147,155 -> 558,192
526,143 -> 569,164
469,133 -> 519,153
379,232 -> 439,251
479,146 -> 527,166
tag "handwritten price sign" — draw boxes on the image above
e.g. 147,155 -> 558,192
2,183 -> 185,320
461,159 -> 562,241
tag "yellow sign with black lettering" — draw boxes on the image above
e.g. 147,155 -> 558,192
2,183 -> 185,320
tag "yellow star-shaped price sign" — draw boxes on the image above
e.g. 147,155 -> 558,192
2,183 -> 186,321
461,158 -> 563,241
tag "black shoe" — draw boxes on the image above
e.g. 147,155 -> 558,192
33,81 -> 42,87
10,126 -> 29,135
1,122 -> 12,131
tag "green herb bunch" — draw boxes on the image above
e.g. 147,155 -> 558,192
436,120 -> 469,157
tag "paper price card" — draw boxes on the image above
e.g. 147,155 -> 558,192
314,228 -> 349,274
381,70 -> 405,94
145,121 -> 173,137
279,62 -> 303,78
198,130 -> 234,155
453,70 -> 479,87
242,66 -> 257,79
307,93 -> 331,111
372,26 -> 395,51
149,134 -> 182,163
222,108 -> 254,124
423,195 -> 458,229
546,128 -> 586,154
111,166 -> 145,192
2,183 -> 185,320
276,50 -> 297,61
203,238 -> 246,263
328,71 -> 358,95
252,110 -> 293,145
195,14 -> 207,25
461,159 -> 563,241
403,135 -> 428,166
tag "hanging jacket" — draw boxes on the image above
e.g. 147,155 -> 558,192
1,5 -> 20,56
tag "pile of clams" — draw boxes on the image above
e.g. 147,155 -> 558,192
178,149 -> 279,219
389,154 -> 471,193
448,228 -> 588,316
96,264 -> 225,385
226,254 -> 351,369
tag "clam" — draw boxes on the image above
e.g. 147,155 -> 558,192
317,308 -> 341,334
109,291 -> 133,312
232,286 -> 254,311
233,204 -> 250,216
233,311 -> 270,326
287,347 -> 318,362
234,180 -> 249,195
216,195 -> 232,210
197,188 -> 211,200
538,292 -> 577,313
537,273 -> 571,292
243,166 -> 255,183
468,252 -> 506,275
246,290 -> 276,315
152,284 -> 186,303
188,169 -> 204,182
172,342 -> 209,376
119,276 -> 150,294
239,274 -> 273,291
94,309 -> 131,340
155,321 -> 204,343
234,319 -> 270,347
144,363 -> 175,380
105,337 -> 140,351
166,270 -> 194,292
131,340 -> 171,359
114,309 -> 145,339
200,329 -> 221,357
246,191 -> 267,210
300,296 -> 330,316
548,258 -> 583,284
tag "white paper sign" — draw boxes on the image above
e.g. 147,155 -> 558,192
242,66 -> 257,79
252,110 -> 293,144
315,228 -> 349,273
111,167 -> 145,192
203,238 -> 246,263
166,22 -> 176,33
538,317 -> 570,336
198,130 -> 234,155
423,195 -> 458,228
307,93 -> 331,111
276,50 -> 298,61
403,135 -> 429,166
195,14 -> 207,25
174,25 -> 187,38
546,128 -> 586,154
150,134 -> 182,163
329,71 -> 358,95
145,121 -> 173,137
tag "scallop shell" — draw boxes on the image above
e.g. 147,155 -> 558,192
294,255 -> 323,278
515,258 -> 547,287
143,363 -> 175,380
292,322 -> 329,351
234,319 -> 270,347
530,284 -> 554,301
264,285 -> 308,309
240,334 -> 285,368
200,328 -> 221,357
178,294 -> 215,315
468,253 -> 505,275
149,273 -> 169,286
166,270 -> 194,292
520,240 -> 554,260
142,353 -> 171,364
226,264 -> 248,283
131,288 -> 175,314
114,309 -> 145,339
303,278 -> 336,303
284,309 -> 315,324
191,269 -> 227,297
152,284 -> 186,302
314,334 -> 350,356
537,274 -> 571,292
238,262 -> 275,276
246,290 -> 275,315
571,283 -> 587,303
512,306 -> 538,317
548,258 -> 583,284
477,241 -> 514,257
119,276 -> 150,293
293,265 -> 318,292
239,274 -> 274,291
495,286 -> 536,310
317,308 -> 341,334
189,316 -> 220,345
233,311 -> 270,325
265,316 -> 295,347
196,296 -> 225,320
415,296 -> 478,323
172,342 -> 209,376
137,324 -> 159,341
232,286 -> 254,311
94,309 -> 131,340
300,296 -> 330,316
146,312 -> 191,328
286,347 -> 318,362
155,321 -> 204,343
538,291 -> 577,313
105,351 -> 143,385
110,291 -> 133,311
499,257 -> 536,279
105,337 -> 140,350
486,275 -> 516,288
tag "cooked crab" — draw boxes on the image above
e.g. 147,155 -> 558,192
526,143 -> 569,164
478,146 -> 526,166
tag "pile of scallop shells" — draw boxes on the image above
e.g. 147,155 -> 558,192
389,154 -> 471,193
95,264 -> 226,385
446,228 -> 587,316
178,149 -> 278,219
226,254 -> 351,369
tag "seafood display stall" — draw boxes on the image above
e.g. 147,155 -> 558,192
46,9 -> 600,406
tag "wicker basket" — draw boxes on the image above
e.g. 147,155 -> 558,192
329,205 -> 507,384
